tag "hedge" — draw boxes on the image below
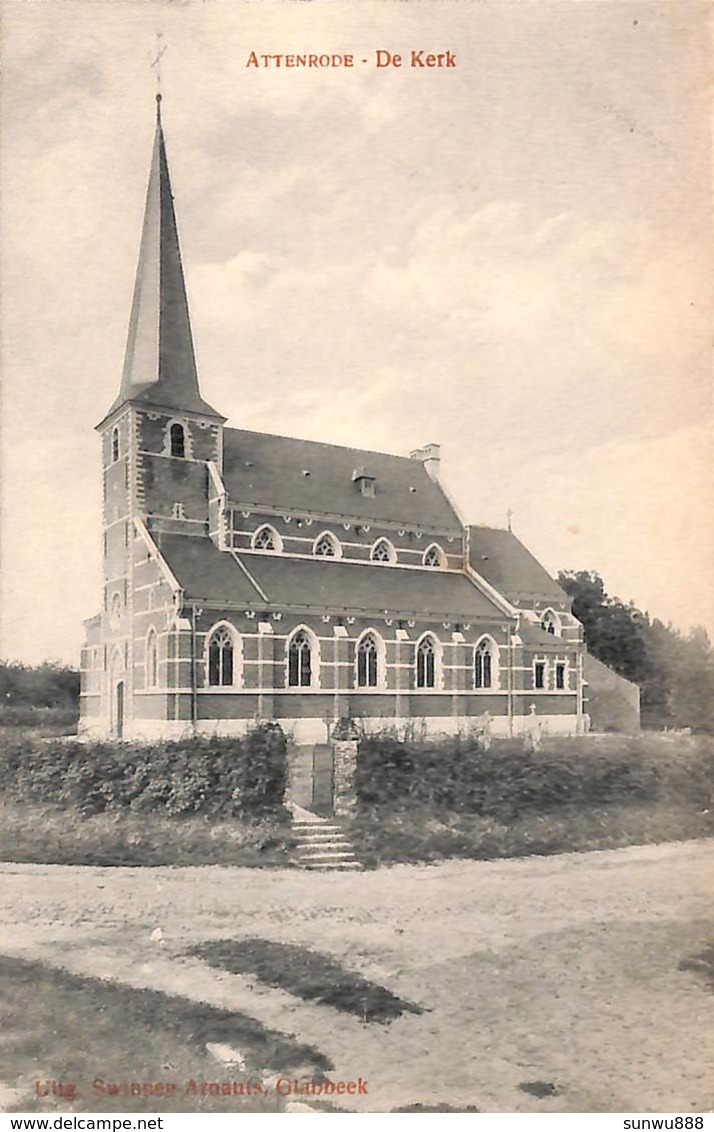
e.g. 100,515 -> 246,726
355,733 -> 660,818
0,723 -> 288,819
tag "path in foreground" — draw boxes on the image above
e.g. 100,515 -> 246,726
0,839 -> 712,1113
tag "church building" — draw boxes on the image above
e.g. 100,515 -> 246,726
80,96 -> 594,744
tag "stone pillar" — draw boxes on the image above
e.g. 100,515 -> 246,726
331,717 -> 359,816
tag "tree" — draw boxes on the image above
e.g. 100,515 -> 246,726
0,660 -> 80,709
557,571 -> 714,732
556,571 -> 647,684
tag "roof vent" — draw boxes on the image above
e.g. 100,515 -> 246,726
302,469 -> 311,477
352,466 -> 376,498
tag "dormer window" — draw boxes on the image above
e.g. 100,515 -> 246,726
422,543 -> 446,568
252,524 -> 282,552
352,467 -> 376,498
313,531 -> 341,558
169,422 -> 186,458
111,427 -> 120,464
371,538 -> 396,564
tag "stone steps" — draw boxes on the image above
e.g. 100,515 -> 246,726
291,817 -> 362,872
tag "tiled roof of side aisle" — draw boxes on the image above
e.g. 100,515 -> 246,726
155,534 -> 505,619
518,624 -> 576,651
468,526 -> 568,602
222,428 -> 463,532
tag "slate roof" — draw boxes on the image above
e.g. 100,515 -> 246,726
518,624 -> 573,652
468,526 -> 567,603
222,429 -> 462,532
156,534 -> 503,620
98,99 -> 223,428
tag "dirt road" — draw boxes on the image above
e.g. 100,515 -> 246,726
0,838 -> 712,1112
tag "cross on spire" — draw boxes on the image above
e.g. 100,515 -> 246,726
150,32 -> 167,100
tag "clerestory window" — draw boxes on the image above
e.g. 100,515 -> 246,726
371,539 -> 395,564
314,532 -> 340,558
422,543 -> 445,568
252,525 -> 281,552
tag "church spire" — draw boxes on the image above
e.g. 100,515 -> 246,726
99,95 -> 223,426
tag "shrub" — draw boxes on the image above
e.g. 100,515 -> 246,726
355,732 -> 660,818
0,724 -> 288,820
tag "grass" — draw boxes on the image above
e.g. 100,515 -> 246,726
0,954 -> 331,1112
0,800 -> 295,867
0,704 -> 78,738
189,938 -> 424,1023
678,944 -> 714,991
347,800 -> 714,867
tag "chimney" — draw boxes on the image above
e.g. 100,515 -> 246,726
352,466 -> 376,497
409,442 -> 441,481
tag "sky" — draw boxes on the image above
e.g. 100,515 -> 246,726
1,0 -> 712,665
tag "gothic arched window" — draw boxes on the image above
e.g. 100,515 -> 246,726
422,543 -> 445,568
357,633 -> 380,688
416,635 -> 437,688
288,630 -> 313,687
170,422 -> 186,459
541,610 -> 559,636
313,531 -> 340,558
146,629 -> 158,689
207,625 -> 235,687
252,524 -> 281,552
111,427 -> 120,464
370,538 -> 395,564
474,638 -> 496,689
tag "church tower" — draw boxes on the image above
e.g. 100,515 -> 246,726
90,95 -> 225,737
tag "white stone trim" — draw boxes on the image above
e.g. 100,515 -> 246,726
134,518 -> 182,593
228,551 -> 270,601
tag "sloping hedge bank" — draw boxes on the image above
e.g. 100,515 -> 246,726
355,734 -> 660,817
0,723 -> 288,819
349,733 -> 714,865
